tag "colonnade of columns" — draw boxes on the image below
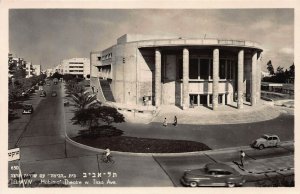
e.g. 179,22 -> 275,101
154,48 -> 260,110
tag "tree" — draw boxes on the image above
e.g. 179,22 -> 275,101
72,108 -> 99,134
63,74 -> 76,82
72,106 -> 125,135
289,63 -> 294,77
267,60 -> 275,75
51,72 -> 63,79
71,91 -> 97,111
276,66 -> 284,74
98,106 -> 125,126
65,80 -> 85,95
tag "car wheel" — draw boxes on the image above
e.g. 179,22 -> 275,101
189,182 -> 197,187
228,183 -> 235,188
258,144 -> 264,150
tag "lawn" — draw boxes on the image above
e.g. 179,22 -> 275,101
72,136 -> 211,153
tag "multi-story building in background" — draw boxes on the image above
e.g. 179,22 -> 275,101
62,58 -> 90,79
46,68 -> 55,77
25,62 -> 33,78
8,53 -> 27,78
32,65 -> 41,76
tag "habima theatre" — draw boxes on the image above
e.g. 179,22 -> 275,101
90,34 -> 263,111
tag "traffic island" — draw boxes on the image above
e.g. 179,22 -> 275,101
71,135 -> 211,153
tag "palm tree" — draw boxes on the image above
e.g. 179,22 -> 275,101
71,91 -> 97,111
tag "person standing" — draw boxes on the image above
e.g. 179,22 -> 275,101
240,150 -> 246,167
173,116 -> 177,127
163,118 -> 167,127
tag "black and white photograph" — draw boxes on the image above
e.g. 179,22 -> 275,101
3,3 -> 298,193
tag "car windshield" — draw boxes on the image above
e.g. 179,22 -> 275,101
261,135 -> 268,140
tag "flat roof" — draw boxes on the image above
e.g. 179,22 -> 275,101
116,34 -> 263,51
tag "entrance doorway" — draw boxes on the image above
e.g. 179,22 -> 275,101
190,94 -> 198,107
200,95 -> 207,105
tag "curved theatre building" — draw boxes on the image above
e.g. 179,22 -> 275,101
90,34 -> 263,110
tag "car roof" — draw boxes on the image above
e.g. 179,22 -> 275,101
263,134 -> 279,138
205,163 -> 237,172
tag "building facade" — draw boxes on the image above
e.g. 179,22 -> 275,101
90,34 -> 263,110
62,58 -> 90,79
32,65 -> 41,76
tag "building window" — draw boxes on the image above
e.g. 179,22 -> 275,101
226,60 -> 232,79
200,59 -> 209,80
190,94 -> 198,106
200,94 -> 207,105
219,59 -> 226,79
178,59 -> 183,79
69,62 -> 84,64
189,58 -> 198,79
209,59 -> 213,79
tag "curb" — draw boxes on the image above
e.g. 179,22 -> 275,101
65,129 -> 294,157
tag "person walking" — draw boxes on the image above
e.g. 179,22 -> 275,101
240,150 -> 246,167
163,118 -> 167,127
173,116 -> 177,127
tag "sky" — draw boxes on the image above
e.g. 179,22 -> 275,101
9,9 -> 294,71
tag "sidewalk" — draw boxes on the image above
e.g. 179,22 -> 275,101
107,100 -> 286,125
151,103 -> 282,125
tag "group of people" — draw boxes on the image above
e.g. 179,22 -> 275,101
163,116 -> 177,127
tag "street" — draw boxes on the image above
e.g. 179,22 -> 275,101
8,82 -> 294,187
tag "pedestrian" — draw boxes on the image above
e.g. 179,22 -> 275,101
240,150 -> 246,167
143,96 -> 146,106
163,118 -> 167,127
173,116 -> 177,127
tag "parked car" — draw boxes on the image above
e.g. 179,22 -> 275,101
63,100 -> 69,106
251,134 -> 280,150
29,86 -> 36,93
51,91 -> 57,97
180,163 -> 245,187
53,78 -> 58,85
22,104 -> 33,114
40,91 -> 46,97
21,91 -> 28,98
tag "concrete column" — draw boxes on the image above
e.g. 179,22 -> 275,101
207,94 -> 210,106
212,48 -> 219,110
155,49 -> 161,106
251,52 -> 257,106
237,50 -> 244,109
256,53 -> 262,103
182,48 -> 189,109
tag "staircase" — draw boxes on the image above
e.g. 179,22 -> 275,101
99,79 -> 116,102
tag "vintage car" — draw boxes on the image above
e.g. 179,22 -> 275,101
40,90 -> 46,97
251,134 -> 280,150
181,163 -> 245,187
51,91 -> 57,97
22,104 -> 34,114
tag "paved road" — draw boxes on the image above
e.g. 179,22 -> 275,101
15,83 -> 66,162
8,82 -> 294,187
114,113 -> 294,149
